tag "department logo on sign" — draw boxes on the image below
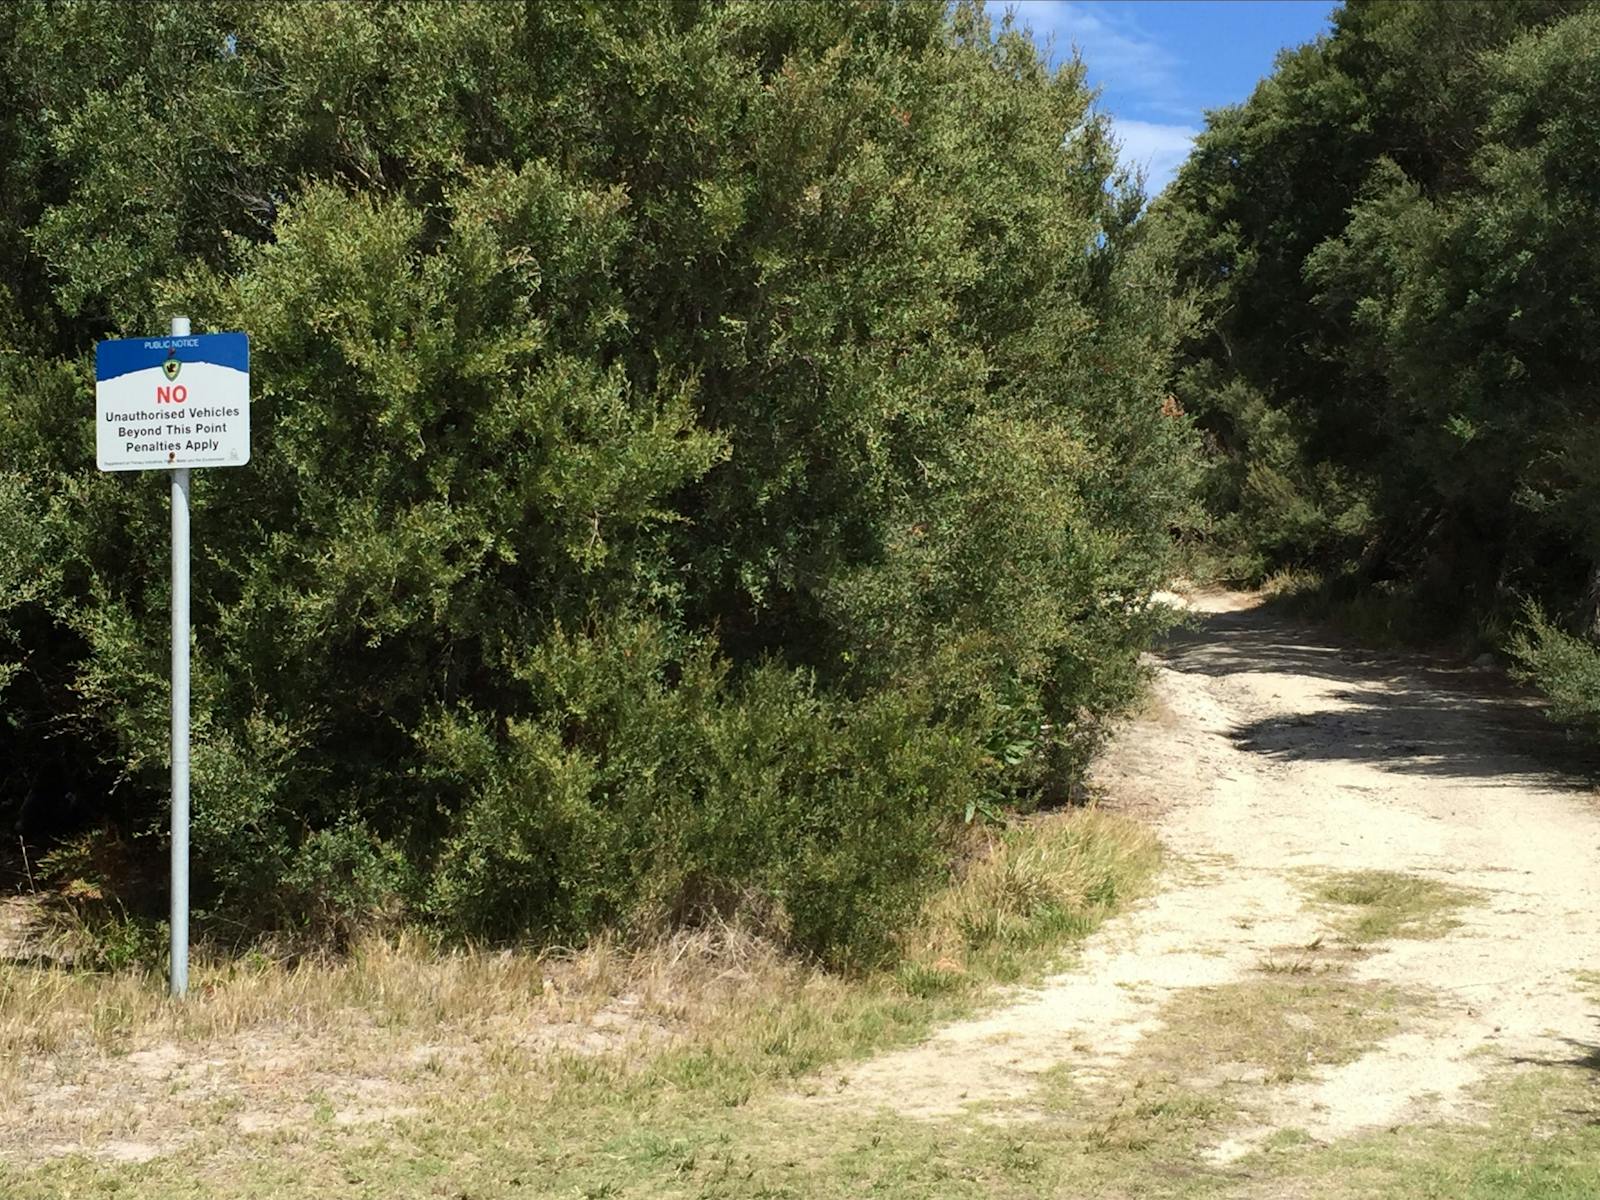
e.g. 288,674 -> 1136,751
162,353 -> 182,382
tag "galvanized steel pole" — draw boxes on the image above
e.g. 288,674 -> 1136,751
169,314 -> 191,999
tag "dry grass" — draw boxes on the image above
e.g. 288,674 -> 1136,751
0,806 -> 1160,1186
1258,567 -> 1325,601
1150,977 -> 1409,1086
1,809 -> 1158,1068
0,918 -> 812,1081
0,921 -> 841,1171
909,808 -> 1159,973
1037,973 -> 1417,1161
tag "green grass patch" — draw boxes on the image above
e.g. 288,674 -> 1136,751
1310,870 -> 1481,944
1018,974 -> 1418,1172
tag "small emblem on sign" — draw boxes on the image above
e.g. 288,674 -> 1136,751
162,353 -> 182,382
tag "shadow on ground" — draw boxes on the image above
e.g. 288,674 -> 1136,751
1512,1014 -> 1600,1077
1161,603 -> 1600,786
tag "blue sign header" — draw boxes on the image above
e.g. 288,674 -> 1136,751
96,331 -> 250,382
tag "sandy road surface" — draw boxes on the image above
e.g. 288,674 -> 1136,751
820,591 -> 1600,1155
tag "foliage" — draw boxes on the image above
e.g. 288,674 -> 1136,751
1158,0 -> 1600,714
0,473 -> 58,697
420,620 -> 987,966
1509,603 -> 1600,735
0,0 -> 1197,960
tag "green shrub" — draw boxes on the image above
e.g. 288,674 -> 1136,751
421,619 -> 983,967
0,0 -> 1198,962
0,472 -> 55,698
1160,3 -> 1600,654
1509,603 -> 1600,736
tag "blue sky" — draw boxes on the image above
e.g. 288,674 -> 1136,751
1001,0 -> 1337,194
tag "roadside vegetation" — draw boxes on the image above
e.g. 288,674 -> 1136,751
7,817 -> 1595,1199
6,2 -> 1600,1196
0,0 -> 1198,963
1156,0 -> 1600,718
1,807 -> 1161,1196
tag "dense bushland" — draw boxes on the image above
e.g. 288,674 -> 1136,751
0,1 -> 1197,962
1158,0 -> 1600,722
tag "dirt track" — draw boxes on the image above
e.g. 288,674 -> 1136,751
824,590 -> 1600,1156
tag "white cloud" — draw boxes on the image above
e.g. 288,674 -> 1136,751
993,2 -> 1200,193
1106,117 -> 1198,195
1000,0 -> 1189,119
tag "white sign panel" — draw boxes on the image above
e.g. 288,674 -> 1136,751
96,331 -> 250,471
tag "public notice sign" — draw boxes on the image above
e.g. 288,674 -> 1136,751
96,331 -> 250,471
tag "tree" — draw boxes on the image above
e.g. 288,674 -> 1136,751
0,0 -> 1198,961
1158,0 -> 1595,616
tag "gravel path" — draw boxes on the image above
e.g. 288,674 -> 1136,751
819,590 -> 1600,1153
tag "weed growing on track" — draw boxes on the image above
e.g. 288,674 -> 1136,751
1310,870 -> 1480,944
1151,977 -> 1410,1085
1023,974 -> 1415,1167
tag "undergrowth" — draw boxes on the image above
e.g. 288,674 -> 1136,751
0,808 -> 1159,1100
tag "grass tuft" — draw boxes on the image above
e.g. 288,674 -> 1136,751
1310,870 -> 1480,944
910,808 -> 1159,977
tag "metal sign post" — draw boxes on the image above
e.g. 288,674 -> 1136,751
169,316 -> 192,998
95,316 -> 250,999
